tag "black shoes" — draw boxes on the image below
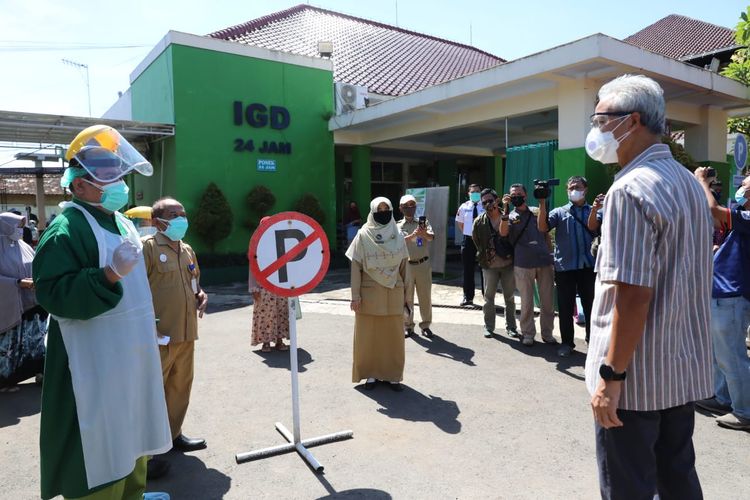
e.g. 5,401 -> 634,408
364,379 -> 377,390
389,382 -> 404,392
421,328 -> 434,338
460,298 -> 474,307
405,328 -> 415,338
147,457 -> 170,480
173,434 -> 207,452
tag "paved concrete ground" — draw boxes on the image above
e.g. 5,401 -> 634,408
1,266 -> 748,499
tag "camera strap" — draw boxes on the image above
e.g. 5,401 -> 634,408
510,211 -> 532,246
565,205 -> 598,238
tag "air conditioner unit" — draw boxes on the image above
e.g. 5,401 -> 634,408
335,82 -> 368,114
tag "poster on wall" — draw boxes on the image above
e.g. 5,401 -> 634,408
406,186 -> 449,274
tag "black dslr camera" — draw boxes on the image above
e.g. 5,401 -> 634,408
532,178 -> 560,199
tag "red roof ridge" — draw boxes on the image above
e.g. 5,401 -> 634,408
207,3 -> 504,62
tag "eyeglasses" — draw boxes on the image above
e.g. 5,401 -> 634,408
590,111 -> 633,129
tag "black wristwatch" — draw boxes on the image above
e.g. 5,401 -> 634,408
599,363 -> 627,381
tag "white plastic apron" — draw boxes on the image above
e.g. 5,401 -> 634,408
53,203 -> 171,489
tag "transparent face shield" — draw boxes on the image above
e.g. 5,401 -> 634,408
72,129 -> 153,183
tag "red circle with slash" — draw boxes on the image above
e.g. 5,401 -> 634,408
248,211 -> 330,298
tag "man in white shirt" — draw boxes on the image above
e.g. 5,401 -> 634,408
455,184 -> 484,306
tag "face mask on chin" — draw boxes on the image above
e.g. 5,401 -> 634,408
373,210 -> 392,226
585,114 -> 633,164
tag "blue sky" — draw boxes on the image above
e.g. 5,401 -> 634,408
0,0 -> 746,119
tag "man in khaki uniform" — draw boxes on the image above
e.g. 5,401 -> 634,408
397,195 -> 434,338
142,197 -> 208,460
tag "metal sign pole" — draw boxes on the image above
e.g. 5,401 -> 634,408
288,299 -> 302,443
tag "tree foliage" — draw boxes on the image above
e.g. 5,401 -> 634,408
722,7 -> 750,135
193,182 -> 233,251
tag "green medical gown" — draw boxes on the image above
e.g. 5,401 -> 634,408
33,200 -> 125,500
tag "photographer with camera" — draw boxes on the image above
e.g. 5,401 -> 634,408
499,184 -> 555,346
397,195 -> 434,338
693,167 -> 750,432
472,188 -> 518,339
537,176 -> 600,357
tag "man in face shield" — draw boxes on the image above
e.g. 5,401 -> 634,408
33,125 -> 171,500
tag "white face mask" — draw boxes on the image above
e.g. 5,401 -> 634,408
585,115 -> 633,164
8,227 -> 24,241
568,190 -> 585,203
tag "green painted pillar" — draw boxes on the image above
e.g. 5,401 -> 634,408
437,159 -> 457,215
493,155 -> 504,193
554,147 -> 612,205
351,145 -> 371,214
334,150 -> 345,225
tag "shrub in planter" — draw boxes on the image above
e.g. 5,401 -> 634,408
194,182 -> 233,251
245,185 -> 276,232
293,193 -> 326,225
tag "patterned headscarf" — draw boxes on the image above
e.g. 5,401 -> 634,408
345,197 -> 407,288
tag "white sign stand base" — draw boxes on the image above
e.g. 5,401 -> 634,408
235,299 -> 353,472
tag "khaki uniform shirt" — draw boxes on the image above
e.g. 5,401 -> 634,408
142,232 -> 200,343
396,218 -> 433,261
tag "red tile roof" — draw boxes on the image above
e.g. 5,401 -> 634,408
0,175 -> 65,196
625,14 -> 737,60
208,4 -> 504,96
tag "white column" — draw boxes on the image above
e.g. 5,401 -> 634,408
684,105 -> 729,163
557,79 -> 598,150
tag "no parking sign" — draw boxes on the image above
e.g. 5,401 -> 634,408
239,212 -> 352,471
248,212 -> 330,297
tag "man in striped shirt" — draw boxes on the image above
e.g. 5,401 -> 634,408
584,75 -> 712,499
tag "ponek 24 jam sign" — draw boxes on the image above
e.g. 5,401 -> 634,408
233,101 -> 292,155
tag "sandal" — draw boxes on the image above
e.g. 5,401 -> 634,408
261,343 -> 271,353
275,340 -> 289,351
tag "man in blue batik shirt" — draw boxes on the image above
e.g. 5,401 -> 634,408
538,176 -> 602,357
694,167 -> 750,432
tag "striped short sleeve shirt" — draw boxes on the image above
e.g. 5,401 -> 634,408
584,144 -> 713,411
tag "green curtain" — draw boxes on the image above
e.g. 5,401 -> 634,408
504,140 -> 558,206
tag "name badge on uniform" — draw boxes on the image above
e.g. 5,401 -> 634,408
191,278 -> 198,294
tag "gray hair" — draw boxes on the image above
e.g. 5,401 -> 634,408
597,74 -> 665,135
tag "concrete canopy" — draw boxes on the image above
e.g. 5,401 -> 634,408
330,33 -> 750,156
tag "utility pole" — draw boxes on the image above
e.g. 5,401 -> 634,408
62,58 -> 91,117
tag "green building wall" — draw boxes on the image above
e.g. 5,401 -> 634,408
130,43 -> 336,255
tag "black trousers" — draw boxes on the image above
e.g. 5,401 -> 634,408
595,403 -> 702,500
461,236 -> 483,301
555,267 -> 595,346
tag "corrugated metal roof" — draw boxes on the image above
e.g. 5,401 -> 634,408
625,14 -> 737,60
208,4 -> 504,96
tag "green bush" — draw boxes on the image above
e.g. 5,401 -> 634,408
293,193 -> 326,225
193,182 -> 233,251
244,185 -> 276,231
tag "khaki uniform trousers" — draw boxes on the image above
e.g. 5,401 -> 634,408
481,265 -> 517,333
159,341 -> 195,439
514,266 -> 555,341
404,260 -> 432,330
